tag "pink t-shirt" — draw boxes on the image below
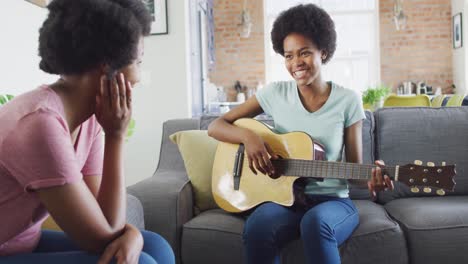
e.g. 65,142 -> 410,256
0,85 -> 103,256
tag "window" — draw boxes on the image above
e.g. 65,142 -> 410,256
264,0 -> 379,92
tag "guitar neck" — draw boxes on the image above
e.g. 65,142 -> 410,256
271,159 -> 397,181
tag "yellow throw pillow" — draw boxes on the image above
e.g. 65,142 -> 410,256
170,130 -> 219,212
42,216 -> 62,231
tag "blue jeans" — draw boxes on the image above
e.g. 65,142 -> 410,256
243,196 -> 359,264
0,230 -> 175,264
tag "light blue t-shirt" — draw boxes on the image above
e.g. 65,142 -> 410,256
255,81 -> 365,198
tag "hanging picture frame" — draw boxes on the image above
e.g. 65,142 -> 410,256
144,0 -> 168,35
24,0 -> 51,7
453,12 -> 462,49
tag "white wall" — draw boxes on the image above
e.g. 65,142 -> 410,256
452,0 -> 468,95
0,0 -> 192,186
125,0 -> 191,185
0,0 -> 57,95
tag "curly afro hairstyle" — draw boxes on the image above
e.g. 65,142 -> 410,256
271,4 -> 336,64
38,0 -> 152,75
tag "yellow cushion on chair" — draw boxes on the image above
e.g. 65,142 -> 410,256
42,216 -> 62,231
383,94 -> 431,107
170,130 -> 219,212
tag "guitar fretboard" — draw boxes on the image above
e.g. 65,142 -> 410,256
271,159 -> 397,180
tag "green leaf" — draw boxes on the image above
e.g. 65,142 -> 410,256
362,85 -> 390,105
0,94 -> 14,106
126,119 -> 136,140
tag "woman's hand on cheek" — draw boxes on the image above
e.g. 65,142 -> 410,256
95,73 -> 132,139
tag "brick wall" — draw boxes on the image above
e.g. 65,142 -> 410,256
380,0 -> 453,92
209,0 -> 265,101
209,0 -> 453,97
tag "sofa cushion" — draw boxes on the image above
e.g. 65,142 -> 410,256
182,209 -> 245,264
181,200 -> 407,264
385,196 -> 468,264
170,130 -> 219,212
280,200 -> 407,264
374,107 -> 468,204
159,118 -> 200,171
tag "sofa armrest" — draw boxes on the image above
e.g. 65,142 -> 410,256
126,194 -> 145,230
127,169 -> 193,262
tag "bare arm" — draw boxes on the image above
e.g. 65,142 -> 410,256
345,120 -> 393,195
37,73 -> 131,253
96,135 -> 126,230
344,121 -> 367,188
84,175 -> 101,198
208,96 -> 277,175
37,177 -> 124,253
82,137 -> 126,229
207,95 -> 264,144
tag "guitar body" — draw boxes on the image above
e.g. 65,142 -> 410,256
212,118 -> 325,213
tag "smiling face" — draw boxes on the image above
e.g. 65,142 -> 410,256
283,33 -> 325,88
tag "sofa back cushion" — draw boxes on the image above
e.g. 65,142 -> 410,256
159,118 -> 200,171
375,107 -> 468,204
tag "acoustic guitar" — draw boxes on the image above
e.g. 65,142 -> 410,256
212,118 -> 456,213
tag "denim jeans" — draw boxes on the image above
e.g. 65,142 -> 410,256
0,230 -> 175,264
243,196 -> 359,264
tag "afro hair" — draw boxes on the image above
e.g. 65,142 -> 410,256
271,4 -> 336,64
38,0 -> 152,75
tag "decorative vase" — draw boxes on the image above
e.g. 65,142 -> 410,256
374,98 -> 384,109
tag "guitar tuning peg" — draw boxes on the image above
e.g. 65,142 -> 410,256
441,161 -> 446,166
423,187 -> 432,193
436,189 -> 446,196
427,162 -> 435,167
414,160 -> 423,165
411,187 -> 420,193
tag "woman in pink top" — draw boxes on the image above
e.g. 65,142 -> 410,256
0,0 -> 174,263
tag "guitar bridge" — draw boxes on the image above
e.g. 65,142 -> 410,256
233,144 -> 245,190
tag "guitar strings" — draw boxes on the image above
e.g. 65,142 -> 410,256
270,159 -> 396,179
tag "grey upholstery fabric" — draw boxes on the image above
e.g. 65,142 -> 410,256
385,196 -> 468,264
136,109 -> 468,264
281,200 -> 407,264
126,194 -> 145,230
128,170 -> 193,264
182,209 -> 245,264
181,201 -> 407,264
157,118 -> 200,171
375,107 -> 468,204
362,110 -> 375,165
200,115 -> 218,130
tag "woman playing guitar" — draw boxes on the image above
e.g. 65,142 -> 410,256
208,4 -> 393,264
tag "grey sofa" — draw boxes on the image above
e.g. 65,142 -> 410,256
126,194 -> 145,230
128,107 -> 468,264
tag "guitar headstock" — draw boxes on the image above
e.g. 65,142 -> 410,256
397,160 -> 456,196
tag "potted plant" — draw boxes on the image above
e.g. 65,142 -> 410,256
0,94 -> 14,106
362,85 -> 391,110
